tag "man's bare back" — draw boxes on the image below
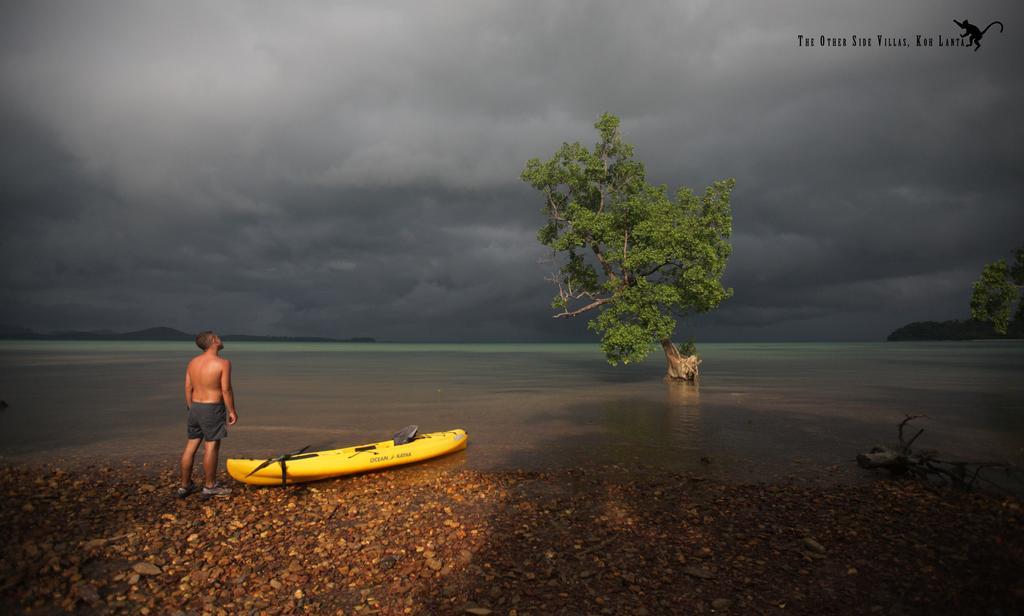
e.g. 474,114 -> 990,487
179,330 -> 238,498
184,334 -> 238,423
186,353 -> 232,405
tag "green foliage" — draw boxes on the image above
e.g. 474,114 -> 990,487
521,113 -> 734,365
677,338 -> 698,357
1011,247 -> 1024,287
970,246 -> 1024,335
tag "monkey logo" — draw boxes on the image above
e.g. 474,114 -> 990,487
953,19 -> 1004,51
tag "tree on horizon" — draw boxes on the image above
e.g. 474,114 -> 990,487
971,246 -> 1024,335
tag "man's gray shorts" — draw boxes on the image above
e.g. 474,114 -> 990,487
187,402 -> 228,441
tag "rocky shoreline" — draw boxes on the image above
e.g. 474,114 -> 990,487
1,463 -> 1021,615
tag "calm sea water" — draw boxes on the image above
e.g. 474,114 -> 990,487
1,341 -> 1022,485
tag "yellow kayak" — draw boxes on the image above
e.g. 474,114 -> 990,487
226,428 -> 468,486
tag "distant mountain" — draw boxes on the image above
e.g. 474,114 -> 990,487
0,324 -> 44,337
0,326 -> 374,343
887,319 -> 1024,341
120,327 -> 194,341
222,334 -> 375,343
40,326 -> 193,341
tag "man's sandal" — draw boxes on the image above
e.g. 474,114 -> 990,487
201,483 -> 231,499
176,483 -> 200,499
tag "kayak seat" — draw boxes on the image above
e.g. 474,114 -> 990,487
392,425 -> 419,445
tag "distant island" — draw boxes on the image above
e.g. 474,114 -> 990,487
887,319 -> 1023,341
0,325 -> 374,343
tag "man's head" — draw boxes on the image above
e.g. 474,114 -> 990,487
195,330 -> 223,351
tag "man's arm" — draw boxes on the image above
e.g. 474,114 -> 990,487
184,368 -> 193,409
221,359 -> 238,425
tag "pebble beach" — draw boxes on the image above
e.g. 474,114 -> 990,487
1,463 -> 1021,615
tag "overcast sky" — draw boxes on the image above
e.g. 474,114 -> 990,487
1,1 -> 1021,341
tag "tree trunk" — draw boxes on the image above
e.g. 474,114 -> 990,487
660,339 -> 701,381
856,447 -> 920,473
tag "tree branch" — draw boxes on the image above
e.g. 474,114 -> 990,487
591,244 -> 618,281
545,190 -> 565,222
639,261 -> 675,278
554,297 -> 611,318
897,414 -> 927,452
547,270 -> 601,308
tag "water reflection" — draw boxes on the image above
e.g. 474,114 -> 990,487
665,381 -> 703,463
665,380 -> 700,408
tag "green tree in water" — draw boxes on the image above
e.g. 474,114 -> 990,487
521,113 -> 734,380
970,246 -> 1024,334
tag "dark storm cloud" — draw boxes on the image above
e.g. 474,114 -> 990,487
1,1 -> 1022,341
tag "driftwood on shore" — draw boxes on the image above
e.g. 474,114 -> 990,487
857,415 -> 1018,491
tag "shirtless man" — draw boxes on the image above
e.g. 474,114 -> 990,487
178,330 -> 238,498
